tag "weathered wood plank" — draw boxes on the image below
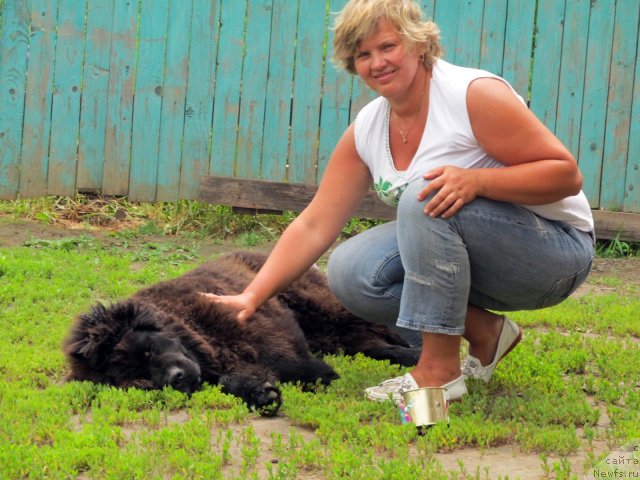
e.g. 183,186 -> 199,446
128,0 -> 169,202
199,175 -> 396,220
479,0 -> 507,76
0,0 -> 30,199
77,0 -> 114,193
47,0 -> 86,196
199,176 -> 640,241
592,210 -> 640,243
451,0 -> 484,68
600,0 -> 639,211
554,0 -> 590,158
156,0 -> 193,202
19,0 -> 58,198
529,0 -> 565,129
289,0 -> 327,184
102,0 -> 138,195
235,0 -> 272,181
318,0 -> 352,176
577,0 -> 615,208
209,0 -> 247,177
433,0 -> 461,63
180,0 -> 220,200
261,0 -> 298,182
501,0 -> 535,97
624,20 -> 640,214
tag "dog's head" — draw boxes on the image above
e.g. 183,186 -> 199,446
65,301 -> 202,394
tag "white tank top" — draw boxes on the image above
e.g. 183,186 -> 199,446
354,59 -> 594,232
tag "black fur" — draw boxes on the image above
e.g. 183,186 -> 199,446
64,251 -> 419,415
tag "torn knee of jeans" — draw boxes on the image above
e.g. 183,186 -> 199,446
435,259 -> 460,275
406,271 -> 435,287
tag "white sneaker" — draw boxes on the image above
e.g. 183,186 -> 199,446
365,372 -> 467,403
462,316 -> 522,383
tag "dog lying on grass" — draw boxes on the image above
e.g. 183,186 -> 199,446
64,250 -> 419,415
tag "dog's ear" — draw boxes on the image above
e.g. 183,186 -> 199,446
65,301 -> 145,369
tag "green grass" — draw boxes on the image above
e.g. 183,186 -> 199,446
0,230 -> 638,479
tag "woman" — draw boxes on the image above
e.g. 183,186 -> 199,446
203,0 -> 594,403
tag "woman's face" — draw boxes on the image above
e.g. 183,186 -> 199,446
354,18 -> 422,100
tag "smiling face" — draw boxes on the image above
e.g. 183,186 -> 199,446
354,18 -> 423,101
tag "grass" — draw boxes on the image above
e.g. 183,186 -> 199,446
0,197 -> 639,478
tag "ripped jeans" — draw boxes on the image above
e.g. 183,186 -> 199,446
327,179 -> 595,348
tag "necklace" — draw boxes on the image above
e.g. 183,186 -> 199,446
392,82 -> 427,144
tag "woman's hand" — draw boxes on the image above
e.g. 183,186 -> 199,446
199,291 -> 258,324
418,166 -> 481,218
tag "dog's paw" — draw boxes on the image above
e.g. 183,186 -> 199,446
248,381 -> 282,417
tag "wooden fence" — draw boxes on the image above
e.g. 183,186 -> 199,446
1,0 -> 639,238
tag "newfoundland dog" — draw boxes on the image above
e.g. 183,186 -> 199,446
64,251 -> 419,415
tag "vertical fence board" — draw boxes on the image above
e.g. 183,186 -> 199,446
500,0 -> 535,97
179,0 -> 220,199
209,0 -> 247,177
318,0 -> 352,177
156,0 -> 193,201
47,0 -> 86,195
433,0 -> 461,63
128,0 -> 169,202
600,0 -> 639,211
235,0 -> 272,180
102,0 -> 138,195
577,0 -> 615,208
419,0 -> 436,19
624,23 -> 640,213
452,0 -> 484,68
261,0 -> 298,182
554,0 -> 590,158
0,0 -> 29,199
479,0 -> 506,76
19,0 -> 57,197
530,0 -> 565,129
289,0 -> 326,184
77,0 -> 114,192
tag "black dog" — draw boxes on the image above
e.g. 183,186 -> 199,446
64,251 -> 419,415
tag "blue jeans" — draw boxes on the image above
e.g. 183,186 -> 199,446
327,180 -> 595,347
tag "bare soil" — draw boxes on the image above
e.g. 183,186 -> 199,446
2,215 -> 638,479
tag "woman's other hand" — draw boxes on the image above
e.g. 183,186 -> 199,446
199,291 -> 258,324
418,165 -> 481,218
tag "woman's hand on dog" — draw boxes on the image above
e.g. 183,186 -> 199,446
199,292 -> 257,323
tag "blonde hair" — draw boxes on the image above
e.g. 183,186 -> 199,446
332,0 -> 442,75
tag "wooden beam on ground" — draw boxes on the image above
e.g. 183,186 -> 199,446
199,176 -> 640,241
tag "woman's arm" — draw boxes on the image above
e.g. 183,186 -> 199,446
202,123 -> 373,321
419,77 -> 583,218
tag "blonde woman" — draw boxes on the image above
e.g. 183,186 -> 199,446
204,0 -> 594,403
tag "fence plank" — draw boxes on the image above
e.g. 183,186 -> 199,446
554,0 -> 590,158
624,23 -> 640,213
0,0 -> 30,199
209,0 -> 247,177
529,0 -> 565,129
433,0 -> 461,63
156,0 -> 193,201
179,0 -> 220,200
500,0 -> 535,97
451,0 -> 484,68
19,0 -> 57,197
289,0 -> 327,184
102,0 -> 138,195
479,0 -> 507,76
235,0 -> 272,180
47,0 -> 86,196
77,0 -> 114,193
128,0 -> 169,202
577,0 -> 615,208
318,0 -> 352,177
260,0 -> 298,182
600,0 -> 639,211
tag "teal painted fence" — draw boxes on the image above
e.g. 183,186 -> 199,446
0,0 -> 639,212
